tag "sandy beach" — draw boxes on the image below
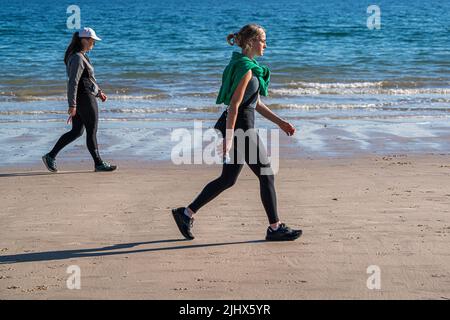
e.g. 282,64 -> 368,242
1,154 -> 449,299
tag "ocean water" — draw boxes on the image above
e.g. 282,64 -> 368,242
1,0 -> 450,164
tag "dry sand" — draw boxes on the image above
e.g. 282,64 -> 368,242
0,154 -> 449,299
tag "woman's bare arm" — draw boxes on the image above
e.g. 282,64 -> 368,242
256,99 -> 296,136
255,98 -> 284,126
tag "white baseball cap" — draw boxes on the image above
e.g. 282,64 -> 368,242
79,27 -> 102,41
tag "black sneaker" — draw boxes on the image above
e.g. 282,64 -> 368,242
265,223 -> 302,241
171,207 -> 194,240
42,153 -> 57,172
95,161 -> 117,172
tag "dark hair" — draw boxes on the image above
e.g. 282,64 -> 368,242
226,24 -> 265,51
64,32 -> 82,65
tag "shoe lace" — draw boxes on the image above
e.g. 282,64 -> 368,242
190,217 -> 195,228
279,223 -> 291,232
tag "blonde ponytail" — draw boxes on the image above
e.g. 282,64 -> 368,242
226,33 -> 237,46
226,24 -> 264,50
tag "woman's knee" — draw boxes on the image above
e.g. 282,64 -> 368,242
220,174 -> 239,189
77,126 -> 85,138
69,126 -> 84,139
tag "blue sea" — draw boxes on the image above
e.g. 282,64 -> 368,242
1,0 -> 450,164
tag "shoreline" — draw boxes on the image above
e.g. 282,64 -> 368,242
1,149 -> 449,170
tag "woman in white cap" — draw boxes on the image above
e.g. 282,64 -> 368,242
42,27 -> 117,172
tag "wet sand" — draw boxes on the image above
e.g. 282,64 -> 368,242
0,154 -> 449,299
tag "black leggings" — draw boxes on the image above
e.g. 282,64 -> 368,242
188,108 -> 279,224
49,93 -> 102,165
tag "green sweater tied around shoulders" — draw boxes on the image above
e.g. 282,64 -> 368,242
216,51 -> 270,106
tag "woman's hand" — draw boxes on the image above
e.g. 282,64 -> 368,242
222,139 -> 231,157
67,106 -> 76,124
68,106 -> 77,116
99,91 -> 107,102
279,120 -> 296,136
216,134 -> 233,162
216,139 -> 232,156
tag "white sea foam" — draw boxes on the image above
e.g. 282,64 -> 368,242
0,93 -> 169,102
271,81 -> 450,96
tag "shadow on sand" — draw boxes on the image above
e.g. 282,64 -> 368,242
0,239 -> 267,264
